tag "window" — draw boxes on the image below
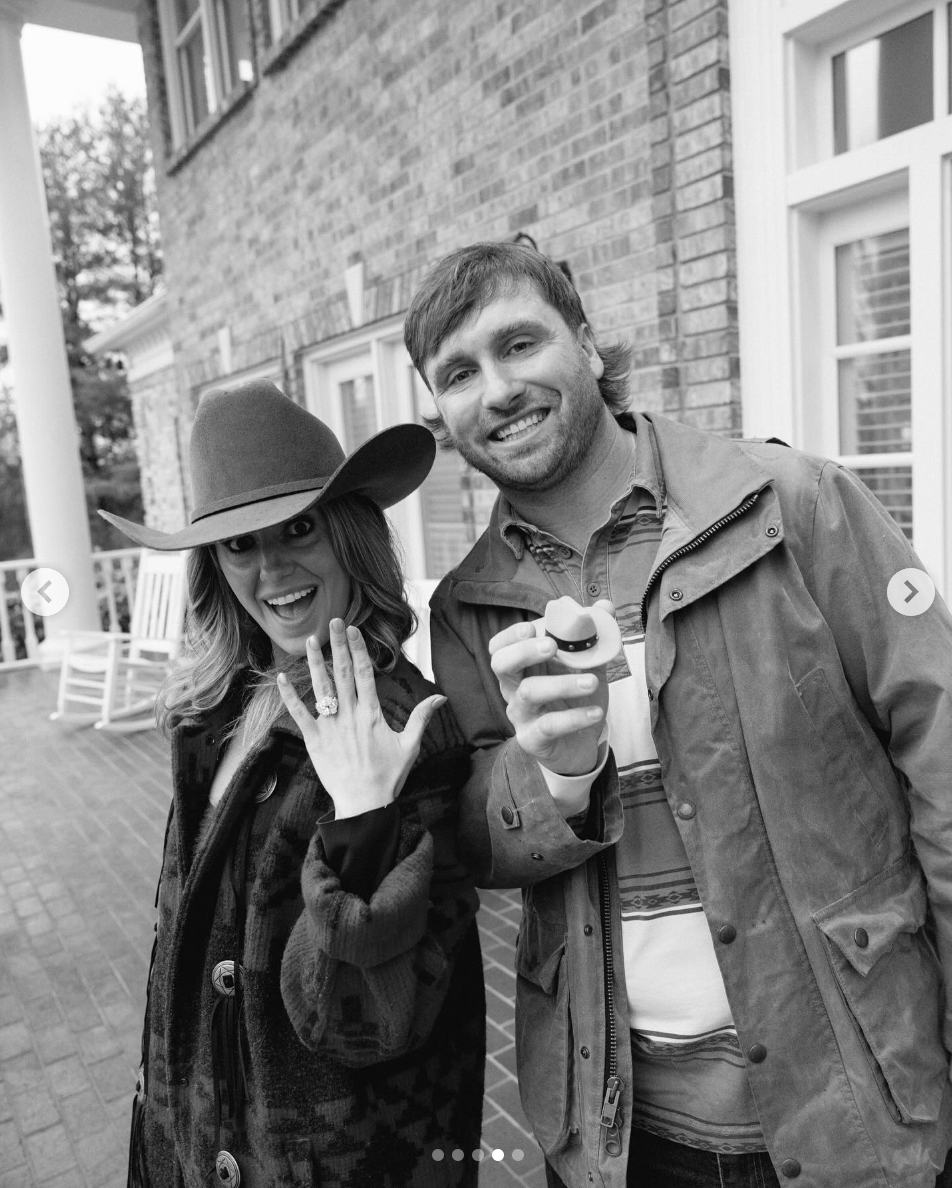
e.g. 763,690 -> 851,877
159,0 -> 254,144
304,320 -> 497,583
832,14 -> 933,154
409,369 -> 496,579
268,0 -> 301,41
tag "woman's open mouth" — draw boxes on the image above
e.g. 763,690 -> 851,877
263,587 -> 316,621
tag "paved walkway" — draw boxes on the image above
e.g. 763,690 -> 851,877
0,668 -> 544,1188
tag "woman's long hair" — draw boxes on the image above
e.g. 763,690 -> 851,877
157,494 -> 415,749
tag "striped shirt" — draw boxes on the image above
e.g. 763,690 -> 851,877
499,427 -> 765,1153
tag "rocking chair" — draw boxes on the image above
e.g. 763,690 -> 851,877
50,549 -> 187,732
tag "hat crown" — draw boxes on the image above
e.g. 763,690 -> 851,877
189,380 -> 345,523
544,596 -> 597,643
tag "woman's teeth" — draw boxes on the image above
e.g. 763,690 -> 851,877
266,587 -> 315,608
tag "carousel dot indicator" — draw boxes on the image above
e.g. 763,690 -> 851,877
513,1149 -> 525,1161
431,1150 -> 444,1161
451,1149 -> 464,1162
472,1150 -> 484,1162
492,1149 -> 504,1161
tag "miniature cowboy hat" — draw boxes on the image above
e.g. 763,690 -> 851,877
534,596 -> 623,669
98,379 -> 436,550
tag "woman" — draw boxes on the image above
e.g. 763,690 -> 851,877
102,379 -> 484,1188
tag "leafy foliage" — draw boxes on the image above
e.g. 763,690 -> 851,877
0,88 -> 163,561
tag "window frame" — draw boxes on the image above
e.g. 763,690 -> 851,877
157,0 -> 255,148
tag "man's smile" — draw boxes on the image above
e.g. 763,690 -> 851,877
490,409 -> 549,443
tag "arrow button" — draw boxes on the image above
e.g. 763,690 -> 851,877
887,568 -> 936,617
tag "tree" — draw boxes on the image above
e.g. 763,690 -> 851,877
0,89 -> 163,561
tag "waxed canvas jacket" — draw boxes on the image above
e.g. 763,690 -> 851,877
430,412 -> 952,1188
135,657 -> 484,1188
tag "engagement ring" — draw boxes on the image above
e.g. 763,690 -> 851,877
315,694 -> 339,718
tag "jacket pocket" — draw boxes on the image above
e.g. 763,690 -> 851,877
795,667 -> 890,850
514,904 -> 572,1158
813,852 -> 948,1123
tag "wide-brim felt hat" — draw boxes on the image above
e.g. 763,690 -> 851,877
534,596 -> 622,669
99,379 -> 436,550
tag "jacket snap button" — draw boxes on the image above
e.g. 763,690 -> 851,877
215,1150 -> 241,1185
669,589 -> 683,601
212,960 -> 236,997
501,806 -> 514,825
780,1158 -> 801,1178
255,773 -> 277,804
583,925 -> 594,936
530,852 -> 544,861
717,924 -> 737,944
747,1043 -> 767,1064
766,525 -> 779,537
853,927 -> 869,949
580,1046 -> 590,1059
676,802 -> 696,820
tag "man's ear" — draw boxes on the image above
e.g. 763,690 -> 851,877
577,324 -> 605,379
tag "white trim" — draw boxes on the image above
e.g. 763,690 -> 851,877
84,293 -> 173,382
196,356 -> 280,398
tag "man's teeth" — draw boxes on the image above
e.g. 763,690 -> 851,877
495,412 -> 545,441
266,588 -> 315,607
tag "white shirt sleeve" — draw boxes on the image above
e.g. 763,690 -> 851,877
537,727 -> 611,819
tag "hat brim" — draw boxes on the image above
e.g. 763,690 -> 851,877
534,604 -> 623,669
99,423 -> 436,550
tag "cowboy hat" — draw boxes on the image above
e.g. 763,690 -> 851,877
534,596 -> 622,669
99,379 -> 436,550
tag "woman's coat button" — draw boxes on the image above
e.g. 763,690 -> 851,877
215,1150 -> 241,1185
717,924 -> 737,944
747,1043 -> 767,1064
676,802 -> 696,820
255,773 -> 278,804
780,1158 -> 801,1178
853,927 -> 869,949
212,960 -> 237,997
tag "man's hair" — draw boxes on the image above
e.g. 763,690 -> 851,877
157,493 -> 414,744
404,241 -> 631,422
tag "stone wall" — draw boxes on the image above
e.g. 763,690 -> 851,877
136,0 -> 736,415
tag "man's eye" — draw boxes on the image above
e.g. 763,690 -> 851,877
445,367 -> 473,389
508,338 -> 533,355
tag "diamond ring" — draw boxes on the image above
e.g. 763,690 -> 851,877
315,694 -> 339,718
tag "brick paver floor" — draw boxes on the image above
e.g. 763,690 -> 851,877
0,668 -> 545,1188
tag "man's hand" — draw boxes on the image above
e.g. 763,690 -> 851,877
489,620 -> 609,777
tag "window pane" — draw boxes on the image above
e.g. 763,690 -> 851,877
836,227 -> 909,344
833,13 -> 932,154
338,376 -> 377,451
216,0 -> 254,88
410,369 -> 495,579
179,30 -> 211,132
174,0 -> 200,31
852,466 -> 913,540
838,351 -> 911,455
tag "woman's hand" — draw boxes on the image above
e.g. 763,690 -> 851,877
277,618 -> 446,819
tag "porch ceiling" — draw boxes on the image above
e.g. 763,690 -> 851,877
8,0 -> 138,42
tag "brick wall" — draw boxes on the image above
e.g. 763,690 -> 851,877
136,0 -> 738,457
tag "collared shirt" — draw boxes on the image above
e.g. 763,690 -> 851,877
498,423 -> 766,1154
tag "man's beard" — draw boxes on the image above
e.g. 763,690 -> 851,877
445,378 -> 606,494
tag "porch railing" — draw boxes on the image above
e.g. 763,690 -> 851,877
0,548 -> 142,672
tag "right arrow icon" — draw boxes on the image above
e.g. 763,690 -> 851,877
887,568 -> 936,617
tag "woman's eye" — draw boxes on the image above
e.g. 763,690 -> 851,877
224,535 -> 254,554
286,518 -> 314,539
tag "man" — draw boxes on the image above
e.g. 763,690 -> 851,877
404,241 -> 952,1188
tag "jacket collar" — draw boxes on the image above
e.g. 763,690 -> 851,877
447,412 -> 774,602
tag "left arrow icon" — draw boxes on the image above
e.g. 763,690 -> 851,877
38,581 -> 53,604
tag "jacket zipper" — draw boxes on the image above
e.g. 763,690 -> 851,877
597,853 -> 623,1156
592,491 -> 761,1157
639,493 -> 762,628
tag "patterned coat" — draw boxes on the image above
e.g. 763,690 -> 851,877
135,656 -> 485,1188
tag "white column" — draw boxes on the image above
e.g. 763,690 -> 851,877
0,6 -> 100,644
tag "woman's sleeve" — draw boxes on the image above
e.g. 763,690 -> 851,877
279,702 -> 478,1066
